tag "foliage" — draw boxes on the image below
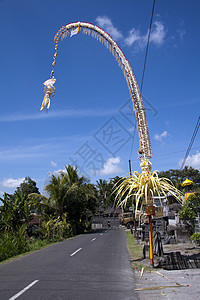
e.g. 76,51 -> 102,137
179,205 -> 197,220
44,174 -> 69,218
0,177 -> 40,232
0,168 -> 98,262
126,231 -> 150,271
179,192 -> 200,225
29,165 -> 97,234
158,166 -> 200,191
16,177 -> 40,199
0,225 -> 29,262
40,214 -> 72,241
0,230 -> 70,263
96,176 -> 122,208
27,238 -> 53,252
96,179 -> 109,208
190,232 -> 200,245
0,191 -> 31,231
62,183 -> 97,234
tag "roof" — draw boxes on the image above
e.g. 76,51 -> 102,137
182,178 -> 194,187
104,206 -> 122,214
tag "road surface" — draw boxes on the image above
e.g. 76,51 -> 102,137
0,228 -> 138,299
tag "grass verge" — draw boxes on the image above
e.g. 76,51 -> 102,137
0,238 -> 69,266
0,241 -> 59,265
126,231 -> 152,272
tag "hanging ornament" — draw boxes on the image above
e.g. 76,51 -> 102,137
40,78 -> 56,111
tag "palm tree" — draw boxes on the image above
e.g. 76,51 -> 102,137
44,174 -> 67,219
96,179 -> 108,207
30,165 -> 97,234
96,179 -> 118,208
61,165 -> 87,186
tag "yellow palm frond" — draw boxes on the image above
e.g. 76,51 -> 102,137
115,159 -> 183,216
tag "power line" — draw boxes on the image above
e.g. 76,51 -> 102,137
129,0 -> 156,165
129,123 -> 137,161
140,0 -> 156,94
130,146 -> 200,164
180,116 -> 200,170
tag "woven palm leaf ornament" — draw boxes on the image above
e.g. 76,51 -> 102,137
40,22 -> 183,213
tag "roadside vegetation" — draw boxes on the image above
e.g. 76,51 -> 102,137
126,231 -> 144,270
126,166 -> 200,271
1,165 -> 200,263
0,166 -> 120,263
158,166 -> 200,192
126,231 -> 154,272
160,167 -> 200,239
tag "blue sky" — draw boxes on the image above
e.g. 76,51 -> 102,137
0,0 -> 200,197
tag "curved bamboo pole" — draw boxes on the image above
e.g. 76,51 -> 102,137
41,21 -> 152,162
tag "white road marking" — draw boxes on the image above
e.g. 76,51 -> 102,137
70,248 -> 82,256
9,280 -> 39,300
100,233 -> 103,236
91,238 -> 96,242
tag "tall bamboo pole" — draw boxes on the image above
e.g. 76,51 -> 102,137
149,215 -> 154,267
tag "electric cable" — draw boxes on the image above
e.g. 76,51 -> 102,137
129,122 -> 137,161
129,146 -> 200,165
140,0 -> 156,94
129,0 -> 156,167
180,116 -> 200,170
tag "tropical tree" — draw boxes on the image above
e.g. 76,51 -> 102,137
96,179 -> 109,208
16,177 -> 40,198
29,165 -> 97,234
44,174 -> 68,219
0,190 -> 31,231
179,192 -> 200,230
61,165 -> 87,186
95,177 -> 124,209
63,182 -> 97,232
158,166 -> 200,191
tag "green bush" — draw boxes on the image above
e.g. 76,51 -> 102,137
0,216 -> 74,263
190,232 -> 200,245
0,233 -> 29,262
27,237 -> 51,251
40,215 -> 73,241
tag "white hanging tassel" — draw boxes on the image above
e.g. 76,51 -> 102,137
40,78 -> 56,112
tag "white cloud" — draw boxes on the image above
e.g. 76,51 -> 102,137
154,130 -> 169,142
1,177 -> 25,188
179,152 -> 200,170
177,19 -> 186,41
96,16 -> 123,40
125,28 -> 144,47
125,21 -> 166,49
96,16 -> 166,48
51,161 -> 57,167
0,107 -> 117,123
98,157 -> 123,176
52,169 -> 66,176
150,21 -> 166,45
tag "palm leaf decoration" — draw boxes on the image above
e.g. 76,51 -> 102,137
115,159 -> 183,215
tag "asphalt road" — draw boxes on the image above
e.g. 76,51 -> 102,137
0,228 -> 138,300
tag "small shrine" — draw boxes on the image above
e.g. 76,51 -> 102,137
182,178 -> 195,201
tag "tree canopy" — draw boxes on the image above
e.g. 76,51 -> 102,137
158,166 -> 200,191
179,192 -> 200,232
